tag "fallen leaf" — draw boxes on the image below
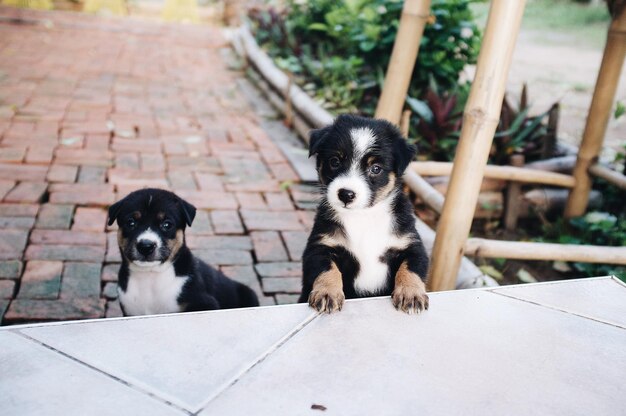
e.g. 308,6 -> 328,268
479,265 -> 503,280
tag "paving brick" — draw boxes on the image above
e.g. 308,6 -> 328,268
235,192 -> 267,210
4,298 -> 106,322
106,232 -> 122,263
211,210 -> 244,234
108,168 -> 168,188
0,180 -> 16,199
25,147 -> 54,164
255,262 -> 302,278
0,203 -> 39,217
275,294 -> 300,305
72,207 -> 108,232
78,165 -> 107,184
0,163 -> 48,181
241,210 -> 304,231
140,153 -> 165,172
186,210 -> 213,236
225,179 -> 280,193
54,148 -> 113,167
0,260 -> 23,279
61,262 -> 102,298
220,264 -> 269,303
18,260 -> 63,299
0,280 -> 15,298
267,161 -> 300,182
103,282 -> 118,299
4,182 -> 47,203
47,164 -> 78,183
36,204 -> 74,229
106,299 -> 124,318
0,230 -> 28,260
176,190 -> 238,210
264,192 -> 294,211
195,249 -> 253,266
49,183 -> 115,206
25,245 -> 105,262
186,235 -> 252,250
259,146 -> 286,164
167,170 -> 197,190
261,277 -> 301,294
251,231 -> 288,262
0,147 -> 26,163
115,153 -> 140,170
0,299 -> 8,321
278,226 -> 308,261
30,229 -> 106,246
102,263 -> 120,283
194,172 -> 224,191
297,210 -> 316,230
0,217 -> 34,229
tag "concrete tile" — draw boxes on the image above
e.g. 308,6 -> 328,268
202,291 -> 626,415
493,277 -> 626,328
0,331 -> 183,416
20,305 -> 316,412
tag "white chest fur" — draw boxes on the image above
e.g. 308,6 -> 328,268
334,197 -> 411,295
119,262 -> 189,316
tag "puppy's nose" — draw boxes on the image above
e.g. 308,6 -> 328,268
338,188 -> 356,204
136,240 -> 156,256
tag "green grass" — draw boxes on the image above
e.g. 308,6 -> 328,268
470,0 -> 611,48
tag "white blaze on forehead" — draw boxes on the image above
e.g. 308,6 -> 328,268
350,127 -> 376,156
136,228 -> 162,248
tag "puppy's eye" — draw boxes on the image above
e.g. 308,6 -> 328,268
369,164 -> 382,175
329,157 -> 341,169
160,220 -> 173,232
126,218 -> 136,228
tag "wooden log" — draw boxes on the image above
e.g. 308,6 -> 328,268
404,169 -> 444,213
410,161 -> 576,188
238,26 -> 333,128
504,154 -> 524,231
400,109 -> 412,138
525,155 -> 576,173
375,0 -> 431,125
464,238 -> 626,265
428,176 -> 506,193
589,163 -> 626,189
523,188 -> 603,213
428,0 -> 527,292
565,7 -> 626,217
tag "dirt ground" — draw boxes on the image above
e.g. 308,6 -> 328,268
505,30 -> 626,159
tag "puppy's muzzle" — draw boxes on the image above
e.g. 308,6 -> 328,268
338,188 -> 356,205
136,240 -> 157,256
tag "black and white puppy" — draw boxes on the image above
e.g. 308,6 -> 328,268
299,114 -> 430,314
108,189 -> 259,316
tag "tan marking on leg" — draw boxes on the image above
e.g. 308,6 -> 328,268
308,261 -> 345,314
392,260 -> 429,314
373,172 -> 396,204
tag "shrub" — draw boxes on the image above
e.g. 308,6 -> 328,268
248,0 -> 481,115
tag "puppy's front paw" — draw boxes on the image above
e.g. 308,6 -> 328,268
392,284 -> 429,314
308,288 -> 345,313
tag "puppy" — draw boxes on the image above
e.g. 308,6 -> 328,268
108,188 -> 259,316
299,114 -> 429,314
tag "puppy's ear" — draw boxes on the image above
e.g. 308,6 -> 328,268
107,199 -> 124,226
308,125 -> 331,157
177,197 -> 196,227
393,136 -> 417,175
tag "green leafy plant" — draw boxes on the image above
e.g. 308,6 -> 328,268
248,0 -> 481,114
539,212 -> 626,281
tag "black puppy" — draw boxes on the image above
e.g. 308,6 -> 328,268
299,114 -> 429,314
108,188 -> 259,316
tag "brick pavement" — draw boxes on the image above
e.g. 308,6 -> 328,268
0,7 -> 318,324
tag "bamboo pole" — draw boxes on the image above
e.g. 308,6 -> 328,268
404,169 -> 444,213
410,161 -> 576,188
428,1 -> 526,292
375,0 -> 431,125
589,163 -> 626,189
464,238 -> 626,265
400,109 -> 412,138
565,7 -> 626,217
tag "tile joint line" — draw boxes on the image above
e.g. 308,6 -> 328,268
193,312 -> 320,414
490,291 -> 626,330
11,330 -> 193,416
